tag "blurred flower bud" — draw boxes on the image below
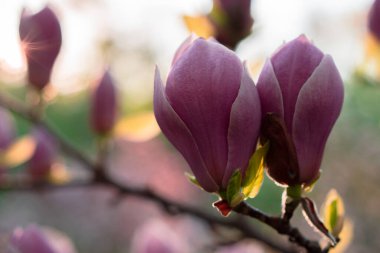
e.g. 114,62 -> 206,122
216,241 -> 264,253
0,108 -> 15,180
90,70 -> 118,135
130,220 -> 188,253
28,128 -> 57,179
8,225 -> 57,253
257,35 -> 344,186
19,6 -> 62,90
0,108 -> 15,150
7,225 -> 77,253
154,37 -> 261,193
369,0 -> 380,41
209,0 -> 254,49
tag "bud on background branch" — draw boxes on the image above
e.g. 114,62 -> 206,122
19,6 -> 62,91
28,128 -> 57,180
369,0 -> 380,41
90,70 -> 118,136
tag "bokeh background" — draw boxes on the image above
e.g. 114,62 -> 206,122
0,0 -> 379,252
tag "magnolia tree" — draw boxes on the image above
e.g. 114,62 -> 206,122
2,0 -> 373,252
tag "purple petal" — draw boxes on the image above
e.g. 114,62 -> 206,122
90,70 -> 118,135
28,128 -> 57,177
19,6 -> 62,90
223,64 -> 261,187
369,0 -> 380,41
171,35 -> 196,67
256,59 -> 284,118
153,67 -> 218,192
0,108 -> 15,149
166,39 -> 242,185
292,55 -> 344,184
10,225 -> 56,253
271,35 -> 324,132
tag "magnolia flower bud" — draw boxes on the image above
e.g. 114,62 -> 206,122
257,35 -> 344,186
0,108 -> 15,179
90,70 -> 118,135
130,220 -> 188,253
19,6 -> 62,90
0,108 -> 15,150
28,128 -> 57,179
209,0 -> 253,49
369,0 -> 380,41
8,225 -> 56,253
154,37 -> 261,192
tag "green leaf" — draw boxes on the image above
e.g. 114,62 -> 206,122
323,189 -> 345,237
226,169 -> 242,205
242,142 -> 269,198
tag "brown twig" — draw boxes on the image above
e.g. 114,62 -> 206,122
234,201 -> 323,253
0,91 -> 332,253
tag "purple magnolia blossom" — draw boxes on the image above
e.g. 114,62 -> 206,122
28,128 -> 57,179
154,37 -> 261,192
8,225 -> 56,253
369,0 -> 380,41
19,6 -> 62,90
209,0 -> 253,49
90,70 -> 118,135
257,35 -> 344,186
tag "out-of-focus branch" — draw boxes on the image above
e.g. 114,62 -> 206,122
0,92 -> 94,171
0,174 -> 293,253
0,91 -> 330,253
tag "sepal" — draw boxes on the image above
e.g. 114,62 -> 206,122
242,142 -> 268,198
301,197 -> 337,245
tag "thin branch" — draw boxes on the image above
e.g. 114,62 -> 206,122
0,91 -> 329,253
0,176 -> 293,253
234,202 -> 323,253
0,92 -> 94,171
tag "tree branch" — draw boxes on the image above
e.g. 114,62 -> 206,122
234,201 -> 323,253
0,91 -> 337,253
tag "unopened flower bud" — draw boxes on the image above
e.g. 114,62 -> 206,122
130,220 -> 188,253
0,108 -> 15,150
209,0 -> 254,49
0,108 -> 15,180
154,36 -> 261,192
19,6 -> 62,90
28,128 -> 57,179
8,225 -> 56,253
257,35 -> 344,186
90,70 -> 118,135
369,0 -> 380,41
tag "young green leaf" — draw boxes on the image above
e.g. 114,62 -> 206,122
323,189 -> 345,237
242,142 -> 269,198
226,169 -> 242,205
